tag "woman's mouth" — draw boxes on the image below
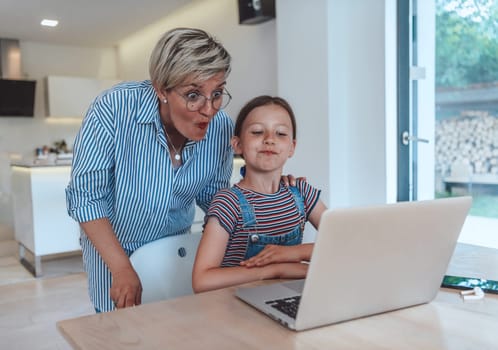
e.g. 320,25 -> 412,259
197,122 -> 208,130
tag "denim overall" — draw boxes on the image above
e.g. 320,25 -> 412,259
231,186 -> 306,260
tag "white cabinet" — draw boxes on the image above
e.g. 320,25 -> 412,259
45,75 -> 120,118
11,164 -> 80,276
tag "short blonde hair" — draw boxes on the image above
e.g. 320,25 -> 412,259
149,27 -> 231,89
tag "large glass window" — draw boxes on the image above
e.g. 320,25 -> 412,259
435,0 -> 498,247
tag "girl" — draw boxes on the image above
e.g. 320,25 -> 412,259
192,96 -> 327,292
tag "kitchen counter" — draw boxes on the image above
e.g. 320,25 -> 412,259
10,164 -> 80,277
10,157 -> 244,276
10,161 -> 72,168
11,157 -> 73,168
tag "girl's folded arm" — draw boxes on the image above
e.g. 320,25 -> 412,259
193,217 -> 308,293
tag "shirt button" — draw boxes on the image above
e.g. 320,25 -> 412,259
250,234 -> 259,243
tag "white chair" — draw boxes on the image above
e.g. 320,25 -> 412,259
130,232 -> 202,304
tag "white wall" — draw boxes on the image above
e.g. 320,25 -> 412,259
116,0 -> 277,119
1,0 -> 400,245
278,0 -> 396,209
0,42 -> 118,238
20,41 -> 118,120
275,1 -> 331,206
415,1 -> 436,200
385,0 -> 398,203
0,0 -> 278,240
276,0 -> 397,241
0,42 -> 118,158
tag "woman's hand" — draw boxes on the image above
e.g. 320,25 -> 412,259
80,218 -> 143,310
241,245 -> 302,267
110,266 -> 143,309
280,174 -> 306,187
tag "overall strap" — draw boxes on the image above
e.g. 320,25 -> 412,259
288,185 -> 305,217
231,186 -> 257,227
288,185 -> 306,233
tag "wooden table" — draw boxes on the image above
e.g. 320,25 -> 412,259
58,244 -> 498,349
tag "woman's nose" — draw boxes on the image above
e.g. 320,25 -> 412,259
198,99 -> 216,117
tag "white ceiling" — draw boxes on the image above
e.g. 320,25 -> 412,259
0,0 -> 192,47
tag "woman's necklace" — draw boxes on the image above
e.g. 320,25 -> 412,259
163,127 -> 183,161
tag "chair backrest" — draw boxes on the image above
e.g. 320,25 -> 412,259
130,233 -> 202,304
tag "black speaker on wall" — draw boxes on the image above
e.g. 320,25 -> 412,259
238,0 -> 275,25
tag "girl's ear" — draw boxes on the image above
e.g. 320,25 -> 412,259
288,139 -> 297,158
231,136 -> 243,155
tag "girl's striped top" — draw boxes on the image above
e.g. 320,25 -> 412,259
206,180 -> 320,267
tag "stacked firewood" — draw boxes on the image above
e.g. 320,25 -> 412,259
435,111 -> 498,176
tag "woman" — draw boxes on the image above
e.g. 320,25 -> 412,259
66,28 -> 234,312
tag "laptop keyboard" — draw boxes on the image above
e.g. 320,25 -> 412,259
265,296 -> 301,319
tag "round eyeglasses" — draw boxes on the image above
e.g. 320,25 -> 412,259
174,89 -> 232,112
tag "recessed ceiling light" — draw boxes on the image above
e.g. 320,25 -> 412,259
41,19 -> 59,27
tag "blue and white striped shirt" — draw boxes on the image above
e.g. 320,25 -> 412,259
66,80 -> 233,311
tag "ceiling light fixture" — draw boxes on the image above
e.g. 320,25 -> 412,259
41,19 -> 59,27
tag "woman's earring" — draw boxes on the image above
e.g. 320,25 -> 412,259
163,99 -> 168,104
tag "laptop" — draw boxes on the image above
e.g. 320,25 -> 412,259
235,196 -> 472,331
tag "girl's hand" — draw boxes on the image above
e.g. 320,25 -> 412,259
272,262 -> 309,279
241,245 -> 302,267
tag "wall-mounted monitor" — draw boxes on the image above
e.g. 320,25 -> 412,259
0,78 -> 36,117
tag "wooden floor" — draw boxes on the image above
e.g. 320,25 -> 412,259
0,255 -> 94,350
